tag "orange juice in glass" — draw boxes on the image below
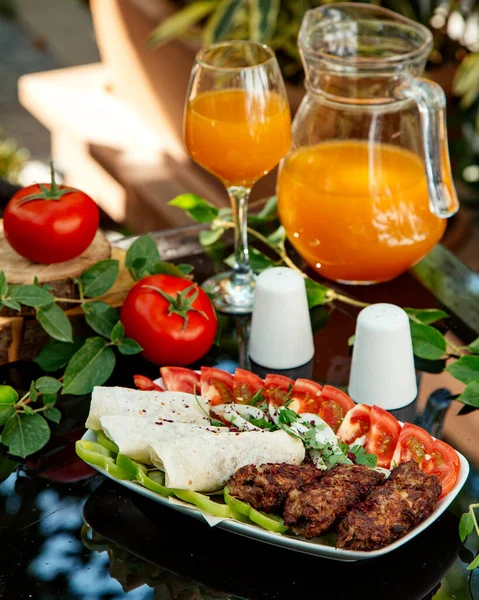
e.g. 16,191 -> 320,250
278,140 -> 452,283
185,89 -> 291,186
184,41 -> 291,313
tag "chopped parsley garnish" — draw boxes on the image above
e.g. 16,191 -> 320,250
277,407 -> 299,426
248,417 -> 278,431
350,445 -> 378,468
250,389 -> 265,406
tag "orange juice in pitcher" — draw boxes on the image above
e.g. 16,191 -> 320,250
278,4 -> 458,284
278,141 -> 451,283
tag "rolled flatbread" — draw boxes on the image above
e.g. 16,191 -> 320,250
149,430 -> 305,492
100,415 -> 226,464
86,386 -> 210,430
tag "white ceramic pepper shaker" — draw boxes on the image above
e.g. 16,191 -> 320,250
248,267 -> 315,369
348,303 -> 417,410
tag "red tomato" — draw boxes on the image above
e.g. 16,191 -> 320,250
120,275 -> 217,366
200,367 -> 234,405
391,423 -> 434,467
317,386 -> 355,433
289,379 -> 323,414
365,406 -> 402,468
4,167 -> 99,263
160,367 -> 200,394
263,374 -> 295,406
133,375 -> 164,391
337,404 -> 372,445
233,368 -> 264,404
421,438 -> 460,499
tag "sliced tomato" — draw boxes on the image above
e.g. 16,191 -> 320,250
263,374 -> 294,406
365,406 -> 402,468
200,367 -> 234,406
133,375 -> 164,392
289,379 -> 323,414
160,367 -> 200,394
391,423 -> 433,468
337,404 -> 372,445
233,369 -> 264,404
420,438 -> 460,499
316,386 -> 355,433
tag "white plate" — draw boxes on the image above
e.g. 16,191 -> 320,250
81,428 -> 469,562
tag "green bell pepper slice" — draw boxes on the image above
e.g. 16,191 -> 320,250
96,431 -> 119,454
115,454 -> 174,497
224,487 -> 288,533
174,489 -> 248,521
75,440 -> 128,480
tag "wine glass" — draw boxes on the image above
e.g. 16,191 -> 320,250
184,41 -> 291,314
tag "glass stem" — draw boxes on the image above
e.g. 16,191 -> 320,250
227,186 -> 253,285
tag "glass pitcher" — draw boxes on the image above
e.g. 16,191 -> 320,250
277,3 -> 459,284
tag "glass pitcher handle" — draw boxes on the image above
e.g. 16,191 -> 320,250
395,78 -> 459,219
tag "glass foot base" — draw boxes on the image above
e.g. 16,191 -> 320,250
202,271 -> 256,314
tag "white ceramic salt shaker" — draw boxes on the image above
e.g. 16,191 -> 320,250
348,303 -> 417,410
248,267 -> 315,369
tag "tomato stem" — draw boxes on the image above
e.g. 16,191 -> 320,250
17,159 -> 75,205
142,283 -> 208,331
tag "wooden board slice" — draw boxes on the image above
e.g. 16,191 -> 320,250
0,220 -> 111,315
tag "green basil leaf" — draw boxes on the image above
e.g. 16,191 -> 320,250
468,554 -> 479,571
169,194 -> 219,223
152,261 -> 189,278
62,337 -> 116,395
0,406 -> 15,427
29,380 -> 37,403
42,393 -> 57,406
199,227 -> 224,246
468,337 -> 479,354
267,225 -> 286,246
125,234 -> 161,280
23,405 -> 35,415
11,285 -> 54,307
110,321 -> 125,344
0,271 -> 7,297
177,263 -> 194,276
405,308 -> 448,324
2,413 -> 51,458
348,335 -> 356,347
225,247 -> 275,273
305,278 -> 330,309
117,338 -> 143,356
34,337 -> 84,372
83,301 -> 119,338
410,322 -> 446,360
457,380 -> 479,408
44,406 -> 62,424
459,512 -> 475,542
80,260 -> 119,297
35,376 -> 62,394
446,355 -> 479,385
36,303 -> 73,343
3,298 -> 21,311
0,385 -> 18,405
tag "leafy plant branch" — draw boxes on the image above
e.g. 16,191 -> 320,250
0,233 -> 195,458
